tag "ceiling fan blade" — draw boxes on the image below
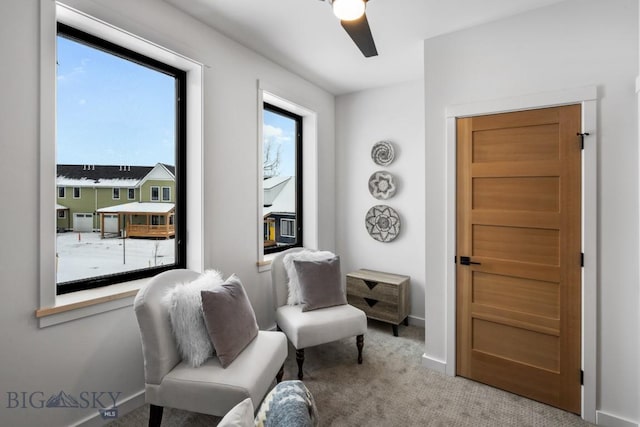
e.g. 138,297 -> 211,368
341,13 -> 378,57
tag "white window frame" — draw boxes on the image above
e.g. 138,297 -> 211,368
57,210 -> 66,219
257,86 -> 319,271
280,218 -> 296,238
127,188 -> 135,200
162,186 -> 171,201
38,2 -> 204,327
58,186 -> 65,198
151,186 -> 160,201
73,187 -> 80,199
112,187 -> 120,200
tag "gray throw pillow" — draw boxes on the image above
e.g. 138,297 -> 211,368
162,269 -> 224,367
294,256 -> 347,312
201,274 -> 259,368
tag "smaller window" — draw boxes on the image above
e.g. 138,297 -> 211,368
73,187 -> 81,199
151,186 -> 159,201
128,188 -> 135,200
57,210 -> 66,219
58,187 -> 65,198
162,186 -> 171,201
113,188 -> 120,200
281,218 -> 296,238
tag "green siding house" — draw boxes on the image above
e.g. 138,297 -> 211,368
56,163 -> 175,233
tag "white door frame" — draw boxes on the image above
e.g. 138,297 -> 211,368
444,86 -> 597,422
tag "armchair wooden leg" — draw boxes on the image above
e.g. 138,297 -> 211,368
276,363 -> 284,383
356,334 -> 364,364
296,349 -> 305,380
149,404 -> 163,427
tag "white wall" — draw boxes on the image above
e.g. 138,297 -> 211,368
336,80 -> 426,324
0,0 -> 334,425
423,0 -> 639,424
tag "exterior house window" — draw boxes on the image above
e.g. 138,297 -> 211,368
281,218 -> 296,238
55,22 -> 187,295
262,103 -> 303,254
58,187 -> 65,198
162,186 -> 171,201
58,210 -> 66,219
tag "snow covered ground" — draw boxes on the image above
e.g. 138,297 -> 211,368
56,232 -> 175,283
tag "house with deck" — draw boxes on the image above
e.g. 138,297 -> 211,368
56,163 -> 175,238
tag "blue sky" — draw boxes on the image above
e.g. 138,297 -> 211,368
263,109 -> 296,177
57,34 -> 296,176
57,36 -> 176,166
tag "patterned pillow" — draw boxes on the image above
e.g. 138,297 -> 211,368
255,380 -> 318,427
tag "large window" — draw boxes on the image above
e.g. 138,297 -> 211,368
263,103 -> 302,254
55,23 -> 186,294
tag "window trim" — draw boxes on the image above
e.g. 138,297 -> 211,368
54,22 -> 187,295
151,186 -> 160,201
73,187 -> 81,199
127,188 -> 135,200
162,186 -> 171,201
57,210 -> 66,219
58,186 -> 65,198
112,187 -> 120,200
280,218 -> 296,238
39,3 -> 204,324
257,87 -> 319,271
263,102 -> 303,255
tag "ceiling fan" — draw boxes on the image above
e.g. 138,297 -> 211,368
321,0 -> 378,57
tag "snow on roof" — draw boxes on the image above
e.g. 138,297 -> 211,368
264,177 -> 295,217
56,177 -> 141,188
263,176 -> 290,189
56,204 -> 68,210
97,202 -> 175,214
56,163 -> 175,188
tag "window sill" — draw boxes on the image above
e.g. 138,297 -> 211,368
35,277 -> 150,328
257,254 -> 276,273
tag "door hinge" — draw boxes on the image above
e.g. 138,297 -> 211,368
577,132 -> 590,150
580,370 -> 584,385
581,252 -> 584,267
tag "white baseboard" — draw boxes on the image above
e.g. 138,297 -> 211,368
407,315 -> 425,328
73,390 -> 146,427
596,411 -> 639,427
422,353 -> 447,374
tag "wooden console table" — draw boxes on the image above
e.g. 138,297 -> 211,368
346,269 -> 410,336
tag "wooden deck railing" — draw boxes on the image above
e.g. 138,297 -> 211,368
127,224 -> 175,238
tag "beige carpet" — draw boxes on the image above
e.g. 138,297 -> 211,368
110,321 -> 593,426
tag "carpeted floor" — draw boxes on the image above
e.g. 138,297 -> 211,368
109,320 -> 593,426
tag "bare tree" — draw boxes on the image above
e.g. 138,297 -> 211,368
263,139 -> 282,179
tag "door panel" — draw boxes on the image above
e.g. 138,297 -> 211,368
456,105 -> 581,413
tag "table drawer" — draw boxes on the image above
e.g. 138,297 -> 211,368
347,295 -> 399,324
346,276 -> 398,304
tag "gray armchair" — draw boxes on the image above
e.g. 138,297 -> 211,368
271,248 -> 367,380
134,269 -> 288,427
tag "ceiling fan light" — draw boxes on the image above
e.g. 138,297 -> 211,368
332,0 -> 366,21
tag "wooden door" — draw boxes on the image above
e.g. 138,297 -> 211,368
456,105 -> 582,413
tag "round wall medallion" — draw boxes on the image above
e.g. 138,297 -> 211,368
368,171 -> 397,200
371,140 -> 395,166
365,205 -> 401,242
